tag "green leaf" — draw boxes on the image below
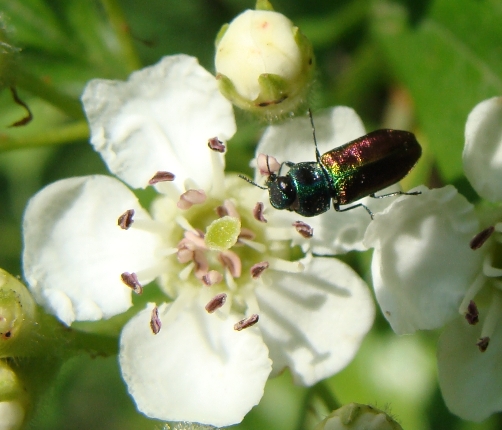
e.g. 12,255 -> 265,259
0,0 -> 76,56
373,0 -> 502,181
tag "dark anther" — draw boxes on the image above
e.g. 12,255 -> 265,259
118,209 -> 135,230
470,226 -> 495,250
253,202 -> 267,223
121,272 -> 143,294
234,314 -> 259,331
205,293 -> 227,313
251,261 -> 269,279
9,86 -> 33,127
293,220 -> 313,238
150,306 -> 162,334
476,336 -> 490,352
148,171 -> 175,185
215,205 -> 228,218
465,300 -> 479,325
208,137 -> 226,153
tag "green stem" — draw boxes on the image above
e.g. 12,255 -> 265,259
0,121 -> 89,151
100,0 -> 142,72
11,65 -> 85,121
296,381 -> 340,430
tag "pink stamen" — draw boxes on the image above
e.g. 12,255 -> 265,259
219,250 -> 242,278
234,314 -> 259,331
205,293 -> 227,313
150,306 -> 161,334
215,205 -> 228,217
208,137 -> 226,153
118,209 -> 135,230
223,200 -> 240,218
251,261 -> 269,278
293,220 -> 314,238
238,228 -> 256,242
184,230 -> 207,249
476,336 -> 490,352
149,171 -> 175,185
470,226 -> 495,250
193,250 -> 209,279
253,202 -> 267,223
465,300 -> 479,325
177,189 -> 207,210
121,272 -> 143,294
202,270 -> 223,286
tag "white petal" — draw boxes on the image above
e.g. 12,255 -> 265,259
255,257 -> 374,386
119,297 -> 272,427
82,55 -> 236,192
463,96 -> 502,202
254,107 -> 366,180
22,176 -> 162,325
438,316 -> 502,421
364,185 -> 482,334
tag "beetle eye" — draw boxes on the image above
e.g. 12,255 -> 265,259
268,176 -> 296,210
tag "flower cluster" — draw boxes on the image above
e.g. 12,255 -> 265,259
361,96 -> 502,422
436,96 -> 502,421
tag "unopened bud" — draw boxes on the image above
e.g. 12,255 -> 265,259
314,403 -> 403,430
0,360 -> 27,430
0,269 -> 36,358
214,1 -> 314,120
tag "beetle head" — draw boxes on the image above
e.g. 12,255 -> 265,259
266,173 -> 297,210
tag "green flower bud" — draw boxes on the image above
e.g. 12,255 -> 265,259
215,1 -> 314,120
314,403 -> 403,430
0,361 -> 28,430
0,269 -> 37,358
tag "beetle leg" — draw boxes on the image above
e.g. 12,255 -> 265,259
333,199 -> 374,220
369,190 -> 421,199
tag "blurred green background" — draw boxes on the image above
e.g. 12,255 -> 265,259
0,0 -> 501,429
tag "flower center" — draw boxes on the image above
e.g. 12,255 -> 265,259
117,173 -> 308,333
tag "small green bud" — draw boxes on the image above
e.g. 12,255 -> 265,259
0,269 -> 38,357
205,216 -> 241,251
314,403 -> 403,430
215,5 -> 314,120
0,361 -> 28,430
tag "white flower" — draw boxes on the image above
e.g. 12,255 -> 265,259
436,96 -> 502,421
22,55 -> 374,426
361,96 -> 502,421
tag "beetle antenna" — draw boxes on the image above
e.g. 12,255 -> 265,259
238,174 -> 268,190
308,108 -> 321,163
266,155 -> 272,175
